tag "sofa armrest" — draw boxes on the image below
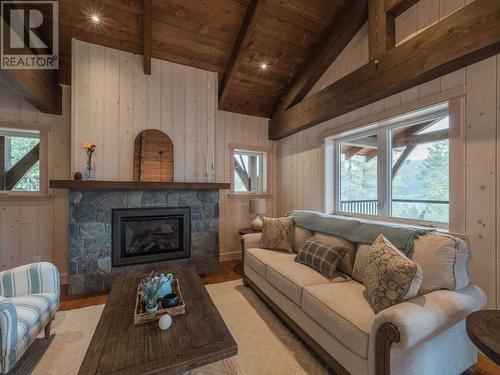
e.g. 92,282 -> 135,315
371,284 -> 486,350
0,262 -> 60,298
0,297 -> 17,368
242,233 -> 262,251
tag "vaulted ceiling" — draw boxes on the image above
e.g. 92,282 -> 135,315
58,0 -> 355,118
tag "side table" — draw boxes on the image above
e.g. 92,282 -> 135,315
466,310 -> 500,366
235,227 -> 262,275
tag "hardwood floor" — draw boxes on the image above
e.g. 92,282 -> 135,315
60,260 -> 499,375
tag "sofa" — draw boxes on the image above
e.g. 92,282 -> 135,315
0,262 -> 60,373
242,218 -> 486,375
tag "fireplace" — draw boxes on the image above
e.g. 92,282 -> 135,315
112,207 -> 191,267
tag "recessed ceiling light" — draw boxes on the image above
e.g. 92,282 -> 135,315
260,63 -> 268,70
90,14 -> 101,24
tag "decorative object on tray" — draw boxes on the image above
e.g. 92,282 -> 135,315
134,271 -> 186,325
74,171 -> 82,180
249,198 -> 266,230
159,314 -> 173,331
83,143 -> 96,180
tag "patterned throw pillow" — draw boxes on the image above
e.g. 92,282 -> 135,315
364,235 -> 423,313
295,237 -> 348,279
260,216 -> 295,253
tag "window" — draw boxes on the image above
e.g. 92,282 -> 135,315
0,124 -> 48,199
230,145 -> 270,196
331,103 -> 452,226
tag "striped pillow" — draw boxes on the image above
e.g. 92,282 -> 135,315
295,237 -> 348,279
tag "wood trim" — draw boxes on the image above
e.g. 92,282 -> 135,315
227,193 -> 272,200
269,1 -> 500,140
369,0 -> 395,60
317,85 -> 465,140
275,0 -> 368,113
242,275 -> 351,375
0,193 -> 51,201
218,0 -> 265,108
49,180 -> 230,190
228,143 -> 273,153
375,322 -> 401,375
142,0 -> 152,75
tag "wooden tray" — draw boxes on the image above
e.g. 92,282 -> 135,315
134,278 -> 186,325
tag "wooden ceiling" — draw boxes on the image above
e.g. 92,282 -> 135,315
58,0 -> 354,118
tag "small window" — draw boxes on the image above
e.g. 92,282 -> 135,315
1,128 -> 41,192
231,147 -> 269,195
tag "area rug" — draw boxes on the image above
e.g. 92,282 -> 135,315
10,280 -> 332,375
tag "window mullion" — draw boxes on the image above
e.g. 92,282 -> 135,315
377,128 -> 390,219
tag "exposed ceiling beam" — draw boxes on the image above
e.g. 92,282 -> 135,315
369,0 -> 395,60
218,0 -> 265,108
269,0 -> 500,140
392,144 -> 415,178
143,0 -> 152,75
274,0 -> 368,114
385,0 -> 419,16
365,149 -> 378,162
344,146 -> 364,160
0,69 -> 62,115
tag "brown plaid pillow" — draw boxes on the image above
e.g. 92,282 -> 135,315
295,237 -> 348,279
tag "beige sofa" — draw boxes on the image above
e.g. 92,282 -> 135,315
242,224 -> 486,375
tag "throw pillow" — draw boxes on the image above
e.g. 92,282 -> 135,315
313,233 -> 357,276
364,235 -> 423,313
260,216 -> 295,253
292,226 -> 314,253
295,237 -> 348,279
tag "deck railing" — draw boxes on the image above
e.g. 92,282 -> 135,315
340,199 -> 449,216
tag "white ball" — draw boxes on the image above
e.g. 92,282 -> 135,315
159,314 -> 172,330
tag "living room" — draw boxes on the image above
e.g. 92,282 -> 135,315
0,0 -> 499,374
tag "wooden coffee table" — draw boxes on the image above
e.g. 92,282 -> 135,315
78,267 -> 237,374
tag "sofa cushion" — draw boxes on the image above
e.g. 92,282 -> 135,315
293,226 -> 314,253
295,238 -> 348,279
314,233 -> 357,276
266,261 -> 349,306
260,216 -> 295,252
353,233 -> 470,296
302,281 -> 375,358
364,236 -> 422,313
10,293 -> 58,346
245,248 -> 296,277
412,232 -> 470,295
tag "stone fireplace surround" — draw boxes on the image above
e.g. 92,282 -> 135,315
68,189 -> 219,295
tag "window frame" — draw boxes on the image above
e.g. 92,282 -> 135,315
330,101 -> 458,230
228,143 -> 272,199
0,120 -> 50,201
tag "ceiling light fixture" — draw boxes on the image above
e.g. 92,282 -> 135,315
90,14 -> 101,24
260,63 -> 268,70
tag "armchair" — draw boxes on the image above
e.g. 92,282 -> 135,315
0,262 -> 60,373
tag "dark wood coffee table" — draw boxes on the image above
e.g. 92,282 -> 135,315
466,310 -> 500,365
78,267 -> 237,374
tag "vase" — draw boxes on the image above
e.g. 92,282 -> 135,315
84,162 -> 95,180
145,303 -> 158,313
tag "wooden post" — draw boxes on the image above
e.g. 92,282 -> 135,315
369,0 -> 395,60
143,0 -> 152,75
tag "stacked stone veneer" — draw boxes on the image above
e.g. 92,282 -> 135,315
68,189 -> 219,295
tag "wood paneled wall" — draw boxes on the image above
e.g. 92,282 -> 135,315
72,39 -> 276,260
277,0 -> 500,308
0,82 -> 71,279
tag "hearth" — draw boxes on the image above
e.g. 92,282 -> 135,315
112,207 -> 191,267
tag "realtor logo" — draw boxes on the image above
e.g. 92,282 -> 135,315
1,1 -> 58,69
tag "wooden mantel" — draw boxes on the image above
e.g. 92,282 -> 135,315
49,180 -> 231,190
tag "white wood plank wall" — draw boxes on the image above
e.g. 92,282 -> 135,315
0,82 -> 71,280
72,39 -> 276,261
277,0 -> 500,308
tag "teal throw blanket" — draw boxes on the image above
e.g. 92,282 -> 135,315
287,210 -> 434,258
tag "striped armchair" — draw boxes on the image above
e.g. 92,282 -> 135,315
0,262 -> 60,373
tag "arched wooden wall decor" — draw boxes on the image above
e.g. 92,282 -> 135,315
133,130 -> 174,182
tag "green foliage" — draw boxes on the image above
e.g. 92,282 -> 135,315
4,136 -> 40,192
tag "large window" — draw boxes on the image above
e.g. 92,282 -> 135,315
332,103 -> 451,226
1,128 -> 41,192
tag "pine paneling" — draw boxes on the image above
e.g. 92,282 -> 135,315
277,0 -> 500,308
0,82 -> 71,281
72,39 -> 273,260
